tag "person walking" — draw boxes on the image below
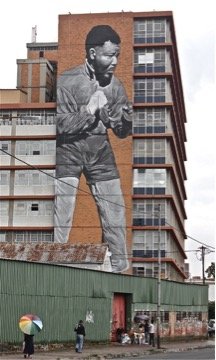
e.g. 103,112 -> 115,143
74,320 -> 86,353
23,333 -> 34,358
149,319 -> 155,347
54,24 -> 133,273
144,320 -> 149,344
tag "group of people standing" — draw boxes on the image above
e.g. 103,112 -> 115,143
23,319 -> 154,357
22,321 -> 86,357
117,319 -> 156,347
134,319 -> 155,347
73,318 -> 155,354
142,319 -> 156,347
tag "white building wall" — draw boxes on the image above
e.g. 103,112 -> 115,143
14,155 -> 55,166
12,215 -> 53,226
208,284 -> 215,301
15,125 -> 56,136
14,184 -> 54,195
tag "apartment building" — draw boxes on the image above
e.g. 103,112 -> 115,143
0,11 -> 188,281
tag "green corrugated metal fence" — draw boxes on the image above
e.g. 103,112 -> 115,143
0,259 -> 208,344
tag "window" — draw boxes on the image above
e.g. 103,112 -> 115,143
134,19 -> 166,44
15,172 -> 28,185
45,202 -> 53,215
133,108 -> 166,134
164,312 -> 169,321
134,49 -> 166,73
31,143 -> 40,155
1,143 -> 8,151
45,141 -> 56,155
28,45 -> 58,51
133,267 -> 145,276
0,112 -> 12,125
16,140 -> 56,156
132,262 -> 166,278
32,173 -> 40,185
146,268 -> 153,277
15,170 -> 55,186
14,231 -> 54,243
0,202 -> 9,216
14,200 -> 54,216
0,232 -> 6,242
16,143 -> 27,155
134,78 -> 166,103
133,200 -> 166,226
0,171 -> 9,185
45,170 -> 55,185
16,110 -> 56,126
133,139 -> 166,164
31,203 -> 39,211
14,202 -> 26,215
0,141 -> 11,154
133,168 -> 166,195
43,232 -> 54,242
132,230 -> 166,258
16,232 -> 25,242
31,233 -> 39,242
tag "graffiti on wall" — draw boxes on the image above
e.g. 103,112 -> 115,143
85,310 -> 94,324
132,310 -> 206,338
54,24 -> 133,274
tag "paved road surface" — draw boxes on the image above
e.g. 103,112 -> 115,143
0,339 -> 214,359
123,348 -> 215,359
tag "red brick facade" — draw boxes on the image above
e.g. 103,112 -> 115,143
57,14 -> 134,272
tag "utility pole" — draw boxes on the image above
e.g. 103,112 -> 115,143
197,246 -> 211,284
200,246 -> 206,285
156,204 -> 161,349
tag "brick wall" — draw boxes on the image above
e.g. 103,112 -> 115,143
58,13 -> 134,272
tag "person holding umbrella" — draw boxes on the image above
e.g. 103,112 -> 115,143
23,333 -> 34,359
19,314 -> 43,359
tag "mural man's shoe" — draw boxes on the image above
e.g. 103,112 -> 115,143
112,259 -> 129,273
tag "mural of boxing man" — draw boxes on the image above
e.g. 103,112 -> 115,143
54,25 -> 133,273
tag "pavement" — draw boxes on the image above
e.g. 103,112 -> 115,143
0,339 -> 215,359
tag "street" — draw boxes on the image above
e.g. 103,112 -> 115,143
0,348 -> 215,360
0,339 -> 214,359
123,348 -> 214,359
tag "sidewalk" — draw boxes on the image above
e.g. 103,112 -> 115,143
0,339 -> 215,359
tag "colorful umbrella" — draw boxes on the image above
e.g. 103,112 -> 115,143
19,314 -> 43,335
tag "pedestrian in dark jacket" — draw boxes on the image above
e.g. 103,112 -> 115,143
74,320 -> 86,353
144,320 -> 149,344
23,333 -> 34,358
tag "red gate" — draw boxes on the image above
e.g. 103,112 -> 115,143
111,293 -> 126,341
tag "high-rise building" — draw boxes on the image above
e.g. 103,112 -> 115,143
0,11 -> 187,281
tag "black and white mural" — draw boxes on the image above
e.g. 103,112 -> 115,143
54,25 -> 132,273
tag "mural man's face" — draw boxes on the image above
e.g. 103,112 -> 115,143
91,41 -> 120,85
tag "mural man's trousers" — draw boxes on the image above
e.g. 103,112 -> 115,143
54,177 -> 129,273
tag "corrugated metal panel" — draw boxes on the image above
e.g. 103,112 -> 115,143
2,260 -> 208,305
1,259 -> 208,343
161,281 -> 208,306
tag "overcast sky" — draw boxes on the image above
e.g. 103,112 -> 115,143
0,0 -> 215,278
